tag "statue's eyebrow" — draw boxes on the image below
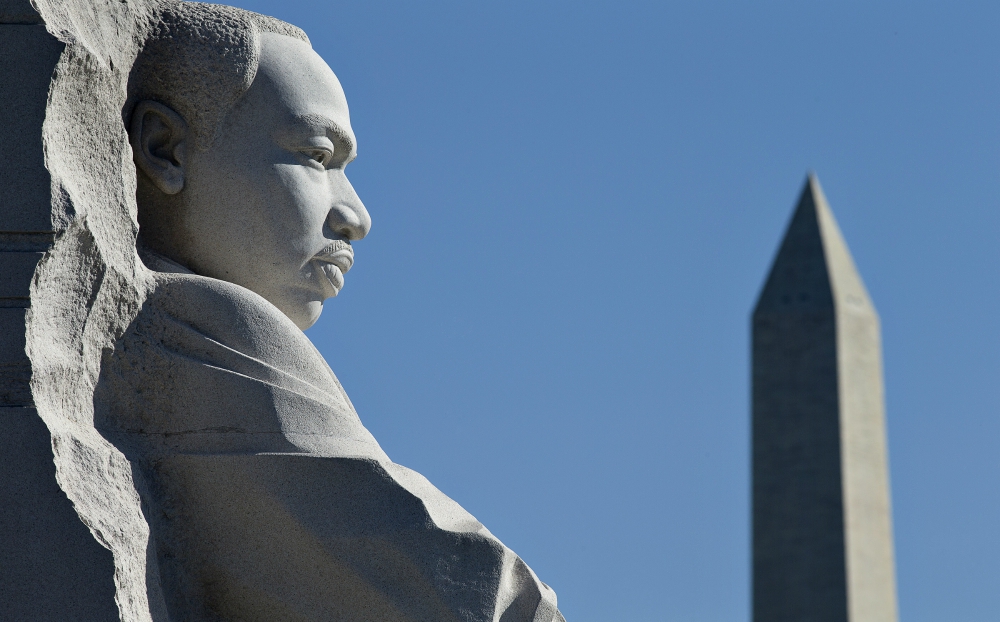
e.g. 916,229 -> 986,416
294,113 -> 356,157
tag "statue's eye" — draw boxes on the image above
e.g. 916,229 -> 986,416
306,149 -> 332,165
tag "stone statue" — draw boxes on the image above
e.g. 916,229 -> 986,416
3,1 -> 562,619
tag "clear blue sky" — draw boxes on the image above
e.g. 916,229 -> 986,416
230,2 -> 999,620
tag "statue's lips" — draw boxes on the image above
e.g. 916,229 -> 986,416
318,262 -> 345,294
312,242 -> 353,296
313,241 -> 354,275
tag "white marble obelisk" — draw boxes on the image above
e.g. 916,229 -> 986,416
752,175 -> 898,622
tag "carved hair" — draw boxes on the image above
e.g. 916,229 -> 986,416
125,1 -> 309,150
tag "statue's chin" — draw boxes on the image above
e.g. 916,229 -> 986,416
263,294 -> 323,331
293,299 -> 324,330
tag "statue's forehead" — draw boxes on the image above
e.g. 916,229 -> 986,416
257,33 -> 353,138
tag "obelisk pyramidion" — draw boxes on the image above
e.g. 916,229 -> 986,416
752,175 -> 898,622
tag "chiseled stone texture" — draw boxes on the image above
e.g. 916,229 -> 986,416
2,0 -> 159,618
752,176 -> 897,622
4,0 -> 174,619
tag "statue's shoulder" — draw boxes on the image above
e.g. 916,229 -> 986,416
98,267 -> 376,458
143,265 -> 301,342
136,269 -> 332,387
145,271 -> 296,340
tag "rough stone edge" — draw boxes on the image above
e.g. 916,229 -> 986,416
22,0 -> 170,619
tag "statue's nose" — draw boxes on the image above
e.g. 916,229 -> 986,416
327,176 -> 371,240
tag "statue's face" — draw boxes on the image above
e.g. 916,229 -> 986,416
171,33 -> 370,329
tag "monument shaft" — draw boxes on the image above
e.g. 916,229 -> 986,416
752,176 -> 897,622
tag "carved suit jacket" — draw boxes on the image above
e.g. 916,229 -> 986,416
94,253 -> 564,622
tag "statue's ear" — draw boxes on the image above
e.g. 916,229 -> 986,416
130,100 -> 188,195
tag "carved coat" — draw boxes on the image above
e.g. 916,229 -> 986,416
95,254 -> 564,622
